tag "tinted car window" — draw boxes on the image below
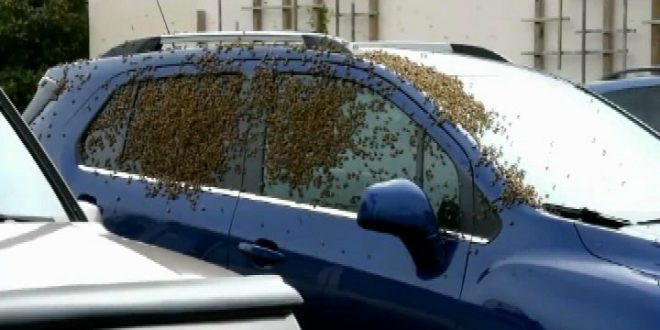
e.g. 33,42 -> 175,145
243,74 -> 465,231
262,84 -> 421,211
600,86 -> 660,132
79,74 -> 245,191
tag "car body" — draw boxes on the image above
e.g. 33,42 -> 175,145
0,87 -> 302,329
25,32 -> 660,329
586,67 -> 660,133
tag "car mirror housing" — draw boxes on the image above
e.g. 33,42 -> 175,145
357,178 -> 438,239
357,179 -> 446,275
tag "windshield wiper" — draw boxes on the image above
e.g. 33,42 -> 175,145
542,203 -> 631,229
0,215 -> 54,223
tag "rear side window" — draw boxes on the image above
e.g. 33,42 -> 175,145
601,86 -> 660,132
78,74 -> 246,193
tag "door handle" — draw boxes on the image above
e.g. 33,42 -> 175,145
238,241 -> 286,264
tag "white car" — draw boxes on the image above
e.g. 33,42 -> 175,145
0,88 -> 301,329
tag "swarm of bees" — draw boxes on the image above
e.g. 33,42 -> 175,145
361,50 -> 540,208
75,43 -> 538,211
258,71 -> 363,188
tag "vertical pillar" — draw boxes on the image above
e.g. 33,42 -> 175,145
368,0 -> 379,41
253,0 -> 262,30
652,0 -> 660,64
533,0 -> 545,69
602,0 -> 614,75
196,10 -> 207,32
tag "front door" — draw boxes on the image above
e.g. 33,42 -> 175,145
227,61 -> 474,329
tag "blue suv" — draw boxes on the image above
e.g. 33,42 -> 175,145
24,32 -> 660,330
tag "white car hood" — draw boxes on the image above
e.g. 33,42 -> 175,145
0,222 -> 234,291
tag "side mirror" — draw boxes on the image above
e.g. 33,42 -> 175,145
357,179 -> 445,274
357,179 -> 438,239
77,200 -> 103,223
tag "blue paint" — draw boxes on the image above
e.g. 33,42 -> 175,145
28,46 -> 660,329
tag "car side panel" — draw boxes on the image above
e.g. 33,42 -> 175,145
31,64 -> 238,266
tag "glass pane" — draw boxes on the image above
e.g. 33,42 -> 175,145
80,84 -> 134,170
422,135 -> 462,231
79,75 -> 246,193
260,75 -> 423,212
601,86 -> 660,132
0,111 -> 67,219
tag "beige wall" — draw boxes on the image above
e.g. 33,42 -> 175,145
89,0 -> 217,57
89,0 -> 654,83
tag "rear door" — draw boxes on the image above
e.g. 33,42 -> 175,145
227,59 -> 475,329
42,65 -> 247,266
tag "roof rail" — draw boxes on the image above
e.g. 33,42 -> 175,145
100,31 -> 508,64
603,66 -> 660,80
349,41 -> 509,63
99,31 -> 352,58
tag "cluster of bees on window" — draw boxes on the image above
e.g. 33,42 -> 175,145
71,41 -> 541,211
362,51 -> 540,208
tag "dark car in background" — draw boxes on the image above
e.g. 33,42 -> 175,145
23,31 -> 660,330
587,66 -> 660,132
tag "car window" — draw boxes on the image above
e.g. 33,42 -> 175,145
243,73 -> 467,233
0,102 -> 68,219
78,74 -> 245,193
79,84 -> 135,171
261,84 -> 421,211
600,86 -> 660,132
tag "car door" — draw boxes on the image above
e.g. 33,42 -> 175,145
49,65 -> 246,266
227,59 -> 479,329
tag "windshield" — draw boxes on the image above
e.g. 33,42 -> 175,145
0,101 -> 68,220
364,49 -> 660,223
448,61 -> 660,223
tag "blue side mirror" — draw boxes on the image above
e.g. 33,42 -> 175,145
357,179 -> 446,275
357,179 -> 438,240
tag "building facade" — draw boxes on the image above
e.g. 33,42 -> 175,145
89,0 -> 660,83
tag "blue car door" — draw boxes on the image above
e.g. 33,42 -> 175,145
226,57 -> 484,329
44,64 -> 245,265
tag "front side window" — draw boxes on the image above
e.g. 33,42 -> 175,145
0,105 -> 67,219
262,81 -> 421,211
244,73 -> 464,231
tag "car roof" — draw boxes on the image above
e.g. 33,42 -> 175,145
586,76 -> 660,94
354,46 -> 551,80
